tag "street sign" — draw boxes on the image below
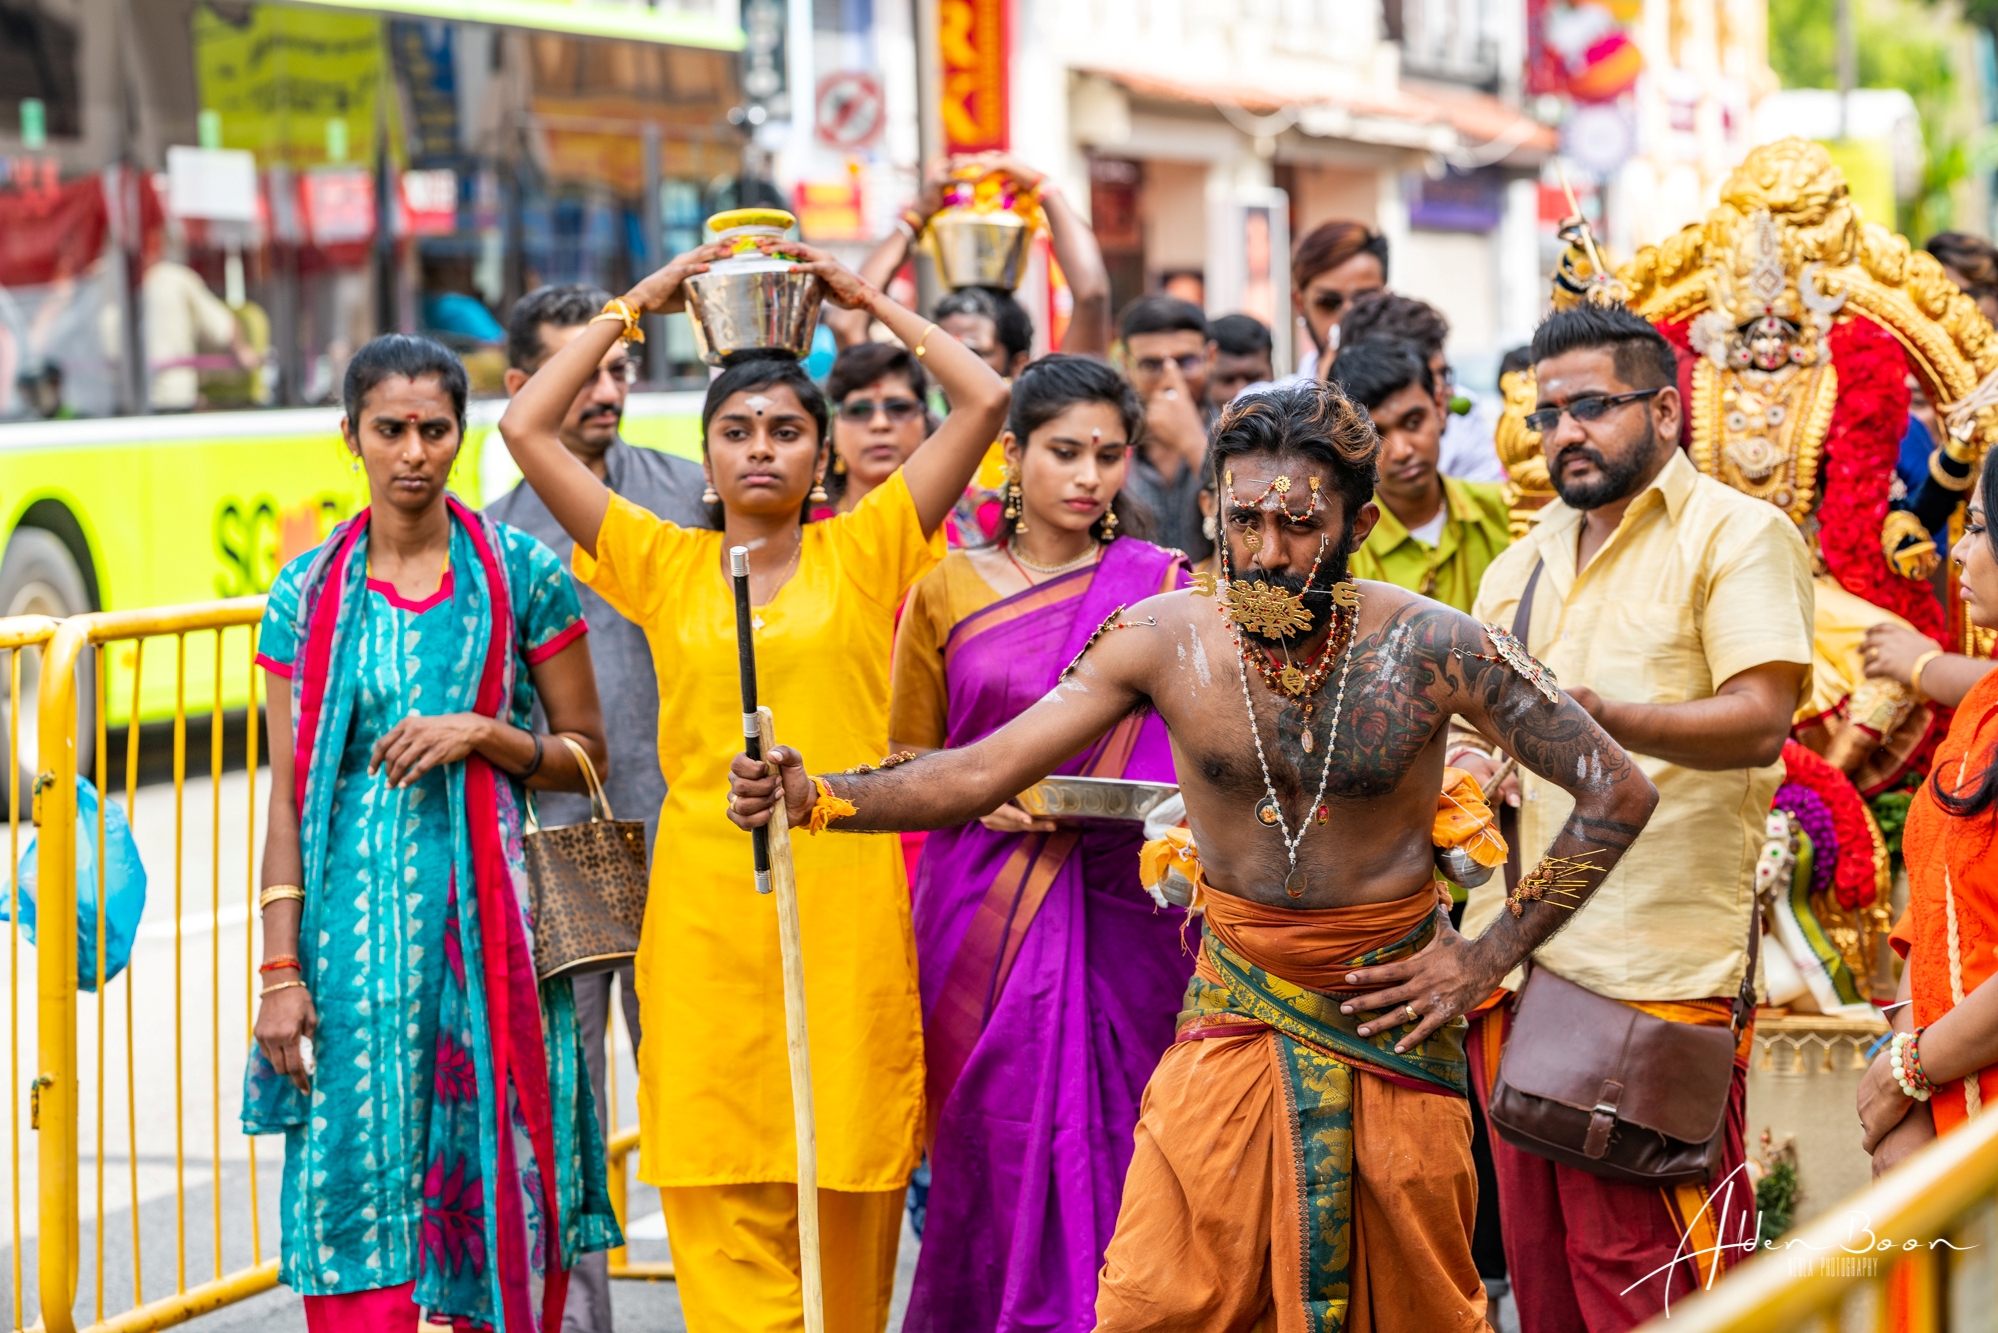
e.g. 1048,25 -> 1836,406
815,72 -> 885,150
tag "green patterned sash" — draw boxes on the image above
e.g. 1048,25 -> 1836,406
1177,913 -> 1469,1332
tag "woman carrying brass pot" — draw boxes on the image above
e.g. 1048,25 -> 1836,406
499,240 -> 1010,1330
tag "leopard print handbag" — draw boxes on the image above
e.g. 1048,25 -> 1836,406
524,736 -> 650,981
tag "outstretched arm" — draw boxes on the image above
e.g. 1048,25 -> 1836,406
728,610 -> 1160,832
1345,616 -> 1658,1050
497,243 -> 728,556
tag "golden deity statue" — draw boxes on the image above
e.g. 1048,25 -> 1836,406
1498,139 -> 1998,1005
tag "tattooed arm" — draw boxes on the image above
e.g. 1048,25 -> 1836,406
1343,612 -> 1659,1052
726,608 -> 1161,832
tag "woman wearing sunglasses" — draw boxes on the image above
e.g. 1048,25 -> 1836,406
817,341 -> 935,519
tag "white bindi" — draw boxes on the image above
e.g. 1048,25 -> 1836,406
746,394 -> 773,415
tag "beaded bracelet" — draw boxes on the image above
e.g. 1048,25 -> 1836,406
1890,1029 -> 1934,1101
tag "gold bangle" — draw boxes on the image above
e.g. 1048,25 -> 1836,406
259,980 -> 308,997
912,322 -> 939,359
1909,648 -> 1946,701
258,884 -> 305,910
1929,449 -> 1976,492
589,297 -> 646,345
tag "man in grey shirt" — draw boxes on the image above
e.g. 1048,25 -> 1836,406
1117,294 -> 1216,560
485,284 -> 713,1332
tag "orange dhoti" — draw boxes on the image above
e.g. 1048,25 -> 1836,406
1094,886 -> 1487,1333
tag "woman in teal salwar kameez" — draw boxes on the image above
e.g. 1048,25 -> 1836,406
243,335 -> 620,1333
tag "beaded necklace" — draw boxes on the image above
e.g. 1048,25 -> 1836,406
1225,601 -> 1357,897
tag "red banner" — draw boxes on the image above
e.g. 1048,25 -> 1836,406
0,170 -> 108,287
939,0 -> 1008,153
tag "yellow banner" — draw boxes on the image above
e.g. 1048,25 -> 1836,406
194,6 -> 386,170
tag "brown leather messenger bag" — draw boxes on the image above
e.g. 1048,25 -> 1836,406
1481,557 -> 1758,1187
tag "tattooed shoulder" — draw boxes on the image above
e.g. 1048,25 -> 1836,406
1328,600 -> 1472,796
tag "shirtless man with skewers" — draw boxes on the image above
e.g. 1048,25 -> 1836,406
728,380 -> 1659,1331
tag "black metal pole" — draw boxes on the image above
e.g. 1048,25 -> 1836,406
730,546 -> 774,893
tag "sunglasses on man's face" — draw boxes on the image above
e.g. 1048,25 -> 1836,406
1133,353 -> 1206,377
1523,388 -> 1663,435
838,396 -> 923,423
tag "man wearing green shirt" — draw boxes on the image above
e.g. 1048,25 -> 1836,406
1330,338 -> 1511,612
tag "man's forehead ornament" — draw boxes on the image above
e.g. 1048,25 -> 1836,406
1223,469 -> 1325,522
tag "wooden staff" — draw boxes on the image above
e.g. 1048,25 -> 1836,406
729,545 -> 825,1333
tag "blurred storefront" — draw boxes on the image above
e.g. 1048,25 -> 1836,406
0,0 -> 746,419
988,0 -> 1555,379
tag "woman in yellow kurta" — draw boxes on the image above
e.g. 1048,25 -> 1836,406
496,239 -> 1012,1331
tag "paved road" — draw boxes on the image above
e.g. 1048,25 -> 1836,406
0,768 -> 919,1329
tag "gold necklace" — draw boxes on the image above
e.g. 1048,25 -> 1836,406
1008,540 -> 1100,576
734,530 -> 803,629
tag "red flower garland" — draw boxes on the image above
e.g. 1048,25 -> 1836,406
1655,315 -> 1944,644
1782,739 -> 1878,909
1822,318 -> 1943,640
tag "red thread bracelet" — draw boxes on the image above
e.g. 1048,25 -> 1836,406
259,955 -> 301,975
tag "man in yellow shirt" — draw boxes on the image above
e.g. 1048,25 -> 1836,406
1332,338 -> 1510,612
1457,302 -> 1813,1330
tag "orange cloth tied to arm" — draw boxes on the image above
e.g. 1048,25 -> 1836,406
1434,765 -> 1508,868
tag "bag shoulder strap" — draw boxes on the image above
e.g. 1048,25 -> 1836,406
1512,556 -> 1545,646
554,734 -> 614,821
1501,557 -> 1545,894
1733,896 -> 1760,1035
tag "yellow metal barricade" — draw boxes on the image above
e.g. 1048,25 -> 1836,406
1,617 -> 59,1333
23,597 -> 669,1331
34,601 -> 276,1333
1636,1074 -> 1998,1332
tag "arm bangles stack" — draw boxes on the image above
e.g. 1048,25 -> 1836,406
1889,1029 -> 1935,1101
258,884 -> 304,911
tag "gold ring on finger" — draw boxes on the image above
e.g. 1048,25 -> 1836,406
1404,1003 -> 1420,1024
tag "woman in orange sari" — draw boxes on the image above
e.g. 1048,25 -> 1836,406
1862,450 -> 1998,1172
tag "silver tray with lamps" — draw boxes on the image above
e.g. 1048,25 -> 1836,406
1014,777 -> 1179,823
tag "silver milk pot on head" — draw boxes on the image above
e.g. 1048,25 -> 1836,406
683,208 -> 826,366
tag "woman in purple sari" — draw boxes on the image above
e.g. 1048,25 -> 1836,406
888,355 -> 1195,1331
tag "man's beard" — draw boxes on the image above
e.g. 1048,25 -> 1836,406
1551,419 -> 1657,510
1231,534 -> 1354,651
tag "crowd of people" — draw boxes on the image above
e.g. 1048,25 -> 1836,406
239,145 -> 1998,1333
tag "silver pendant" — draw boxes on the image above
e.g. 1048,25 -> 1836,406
1255,796 -> 1282,829
1283,864 -> 1308,898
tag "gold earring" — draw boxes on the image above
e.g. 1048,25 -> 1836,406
833,454 -> 848,475
1101,507 -> 1118,538
701,480 -> 720,504
1004,465 -> 1027,532
809,475 -> 831,504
